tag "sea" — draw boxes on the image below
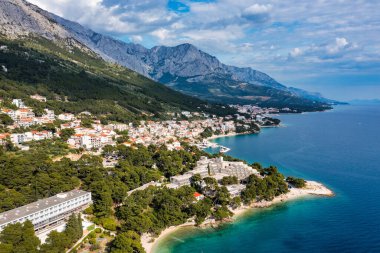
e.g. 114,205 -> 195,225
155,104 -> 380,253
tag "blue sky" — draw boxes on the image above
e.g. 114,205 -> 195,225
28,0 -> 380,101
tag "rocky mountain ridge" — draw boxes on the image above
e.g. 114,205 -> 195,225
0,0 -> 335,108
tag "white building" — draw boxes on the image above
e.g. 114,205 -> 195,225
30,95 -> 47,102
43,109 -> 55,121
226,184 -> 246,197
169,156 -> 259,188
58,113 -> 75,121
12,99 -> 25,108
170,174 -> 193,187
0,190 -> 92,232
10,133 -> 32,144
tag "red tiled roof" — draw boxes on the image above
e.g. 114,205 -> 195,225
193,192 -> 202,197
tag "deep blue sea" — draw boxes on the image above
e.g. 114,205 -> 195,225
156,104 -> 380,253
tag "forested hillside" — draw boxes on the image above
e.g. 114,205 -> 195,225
0,36 -> 235,122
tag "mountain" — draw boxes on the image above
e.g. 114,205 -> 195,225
50,17 -> 333,109
0,0 -> 236,121
0,0 -> 332,112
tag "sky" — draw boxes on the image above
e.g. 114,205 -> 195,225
27,0 -> 380,101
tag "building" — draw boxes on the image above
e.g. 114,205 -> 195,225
226,184 -> 246,197
193,192 -> 205,201
0,133 -> 10,146
30,94 -> 47,102
170,173 -> 193,187
43,109 -> 55,121
58,113 -> 75,121
10,133 -> 32,144
0,190 -> 92,232
169,156 -> 259,188
12,99 -> 25,108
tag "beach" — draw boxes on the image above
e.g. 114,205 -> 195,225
141,180 -> 333,253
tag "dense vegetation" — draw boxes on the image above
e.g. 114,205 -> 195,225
286,176 -> 306,188
0,139 -> 297,252
0,37 -> 236,121
0,143 -> 205,213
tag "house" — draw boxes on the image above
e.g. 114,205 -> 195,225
10,133 -> 32,144
31,131 -> 53,141
58,113 -> 75,121
0,133 -> 10,146
12,99 -> 25,108
17,118 -> 35,128
43,109 -> 55,121
1,109 -> 16,120
193,192 -> 204,201
15,108 -> 35,119
30,94 -> 47,102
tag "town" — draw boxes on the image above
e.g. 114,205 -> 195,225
0,96 -> 281,152
0,95 -> 288,252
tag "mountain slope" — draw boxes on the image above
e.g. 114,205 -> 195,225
51,18 -> 333,110
0,0 -> 332,112
0,0 -> 240,120
1,36 -> 234,121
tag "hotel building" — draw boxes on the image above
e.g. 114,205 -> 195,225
0,190 -> 92,232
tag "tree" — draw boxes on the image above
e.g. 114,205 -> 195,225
90,181 -> 113,217
77,213 -> 83,238
80,117 -> 93,128
59,128 -> 75,141
0,114 -> 13,126
65,213 -> 81,243
286,177 -> 306,188
0,188 -> 27,212
102,145 -> 116,157
110,231 -> 144,253
200,127 -> 213,138
203,177 -> 218,195
40,230 -> 69,253
214,186 -> 231,206
190,173 -> 203,192
213,205 -> 231,221
221,176 -> 238,186
0,221 -> 40,253
230,196 -> 242,209
191,198 -> 213,225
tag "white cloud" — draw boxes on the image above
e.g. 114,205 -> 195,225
242,4 -> 272,22
130,35 -> 143,43
327,37 -> 349,54
26,0 -> 380,91
151,28 -> 172,41
290,47 -> 303,57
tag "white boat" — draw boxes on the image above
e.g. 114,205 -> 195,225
219,146 -> 230,153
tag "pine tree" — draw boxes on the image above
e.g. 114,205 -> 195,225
77,213 -> 83,238
0,221 -> 40,253
65,213 -> 79,243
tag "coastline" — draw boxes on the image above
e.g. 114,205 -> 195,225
206,124 -> 283,142
141,180 -> 333,253
206,131 -> 251,141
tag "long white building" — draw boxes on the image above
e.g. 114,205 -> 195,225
0,190 -> 91,232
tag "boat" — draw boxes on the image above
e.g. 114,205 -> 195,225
219,146 -> 230,153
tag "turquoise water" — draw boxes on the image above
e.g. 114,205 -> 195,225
156,105 -> 380,253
